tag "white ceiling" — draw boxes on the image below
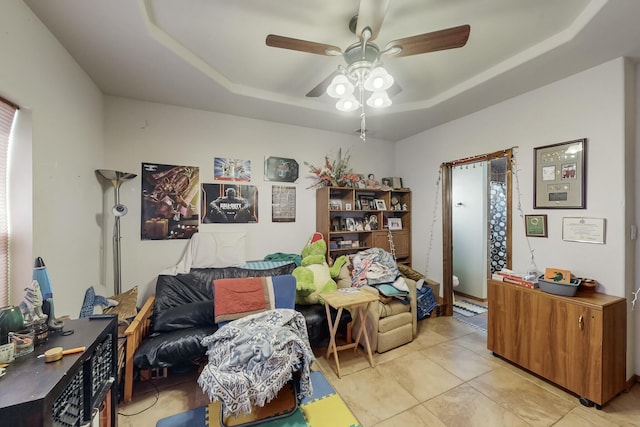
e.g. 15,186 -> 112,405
23,0 -> 640,142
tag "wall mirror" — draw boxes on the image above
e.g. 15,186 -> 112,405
440,148 -> 513,316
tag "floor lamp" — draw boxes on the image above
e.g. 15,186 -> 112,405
97,169 -> 137,295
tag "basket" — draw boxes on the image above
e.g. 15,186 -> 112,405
538,275 -> 581,296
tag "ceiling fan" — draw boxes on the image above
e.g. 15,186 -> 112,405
265,0 -> 471,100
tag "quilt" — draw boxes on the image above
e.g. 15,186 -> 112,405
198,309 -> 315,417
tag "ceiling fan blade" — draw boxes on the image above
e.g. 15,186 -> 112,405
356,0 -> 389,41
266,34 -> 342,56
385,24 -> 470,58
306,69 -> 341,97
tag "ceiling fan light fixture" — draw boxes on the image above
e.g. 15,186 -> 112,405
364,66 -> 393,92
326,74 -> 354,98
336,94 -> 360,112
366,90 -> 392,108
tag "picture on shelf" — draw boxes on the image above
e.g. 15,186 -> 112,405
388,218 -> 402,230
329,199 -> 342,210
374,199 -> 387,210
345,217 -> 356,231
369,214 -> 379,230
359,195 -> 374,210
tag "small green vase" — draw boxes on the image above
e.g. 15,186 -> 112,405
0,305 -> 25,345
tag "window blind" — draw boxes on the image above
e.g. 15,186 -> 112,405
0,97 -> 18,306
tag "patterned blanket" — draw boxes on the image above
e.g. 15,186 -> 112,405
197,309 -> 315,417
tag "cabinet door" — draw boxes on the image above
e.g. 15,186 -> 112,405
532,296 -> 606,403
487,281 -> 537,367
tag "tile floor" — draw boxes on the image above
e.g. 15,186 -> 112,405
118,316 -> 640,427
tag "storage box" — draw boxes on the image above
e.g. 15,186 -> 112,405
538,275 -> 581,296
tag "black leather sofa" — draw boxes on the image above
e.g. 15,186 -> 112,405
133,263 -> 351,371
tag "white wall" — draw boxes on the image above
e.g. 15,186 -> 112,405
0,1 -> 105,317
397,57 -> 637,377
103,97 -> 396,300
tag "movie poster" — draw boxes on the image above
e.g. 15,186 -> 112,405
201,183 -> 258,223
213,157 -> 251,182
141,163 -> 199,240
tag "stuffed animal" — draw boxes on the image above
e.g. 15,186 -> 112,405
293,233 -> 347,305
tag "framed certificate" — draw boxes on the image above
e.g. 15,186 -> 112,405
562,217 -> 606,244
534,139 -> 586,209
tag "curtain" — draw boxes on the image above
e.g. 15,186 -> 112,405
0,97 -> 18,306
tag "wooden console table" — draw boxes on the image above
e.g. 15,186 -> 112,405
487,279 -> 626,408
0,316 -> 118,426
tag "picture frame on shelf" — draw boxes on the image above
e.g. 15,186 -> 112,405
388,218 -> 402,230
345,217 -> 356,231
329,199 -> 343,210
534,138 -> 586,209
383,177 -> 404,189
359,195 -> 374,210
368,214 -> 379,230
345,202 -> 352,210
524,214 -> 548,237
374,199 -> 387,210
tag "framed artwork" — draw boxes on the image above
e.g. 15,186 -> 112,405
524,214 -> 548,237
359,195 -> 374,210
201,183 -> 258,223
141,163 -> 199,240
534,138 -> 586,208
272,185 -> 295,222
562,217 -> 606,244
388,217 -> 403,230
374,199 -> 387,210
383,177 -> 404,189
329,199 -> 342,210
345,217 -> 356,231
264,156 -> 299,182
214,157 -> 251,182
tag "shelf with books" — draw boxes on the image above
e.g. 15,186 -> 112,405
317,186 -> 411,264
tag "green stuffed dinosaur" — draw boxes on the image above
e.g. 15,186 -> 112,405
292,232 -> 347,305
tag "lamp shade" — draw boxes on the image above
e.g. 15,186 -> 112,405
336,95 -> 360,112
367,90 -> 392,108
364,66 -> 394,92
326,75 -> 355,99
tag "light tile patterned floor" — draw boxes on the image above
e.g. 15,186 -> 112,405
118,316 -> 640,427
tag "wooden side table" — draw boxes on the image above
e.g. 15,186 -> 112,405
323,289 -> 378,378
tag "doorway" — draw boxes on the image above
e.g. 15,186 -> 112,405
441,149 -> 513,316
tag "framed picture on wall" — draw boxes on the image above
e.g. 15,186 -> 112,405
534,139 -> 586,209
524,214 -> 548,237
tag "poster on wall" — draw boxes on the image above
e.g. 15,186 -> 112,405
214,157 -> 251,182
264,156 -> 299,182
141,163 -> 200,240
201,183 -> 258,223
272,185 -> 296,222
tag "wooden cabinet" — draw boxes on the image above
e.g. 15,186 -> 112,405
316,186 -> 411,265
487,279 -> 626,407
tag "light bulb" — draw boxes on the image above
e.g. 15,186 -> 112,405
327,75 -> 354,99
364,67 -> 394,92
366,90 -> 392,108
336,95 -> 360,112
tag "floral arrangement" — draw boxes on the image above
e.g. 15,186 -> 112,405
305,148 -> 361,188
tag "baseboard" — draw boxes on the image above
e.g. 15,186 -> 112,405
454,291 -> 488,303
627,375 -> 639,389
